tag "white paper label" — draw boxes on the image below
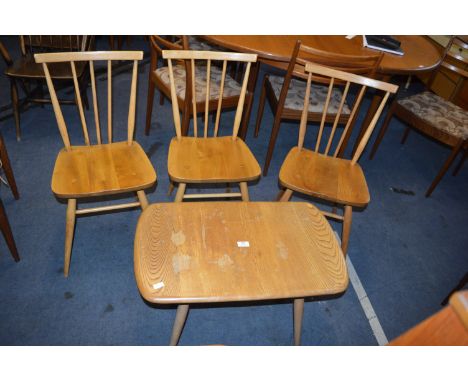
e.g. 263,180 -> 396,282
237,241 -> 250,248
153,281 -> 165,290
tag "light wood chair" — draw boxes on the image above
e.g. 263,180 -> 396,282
145,36 -> 254,138
254,40 -> 383,175
163,50 -> 261,202
278,62 -> 398,256
34,51 -> 157,277
369,36 -> 468,197
1,36 -> 94,141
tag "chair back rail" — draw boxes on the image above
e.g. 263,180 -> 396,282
34,51 -> 143,150
162,50 -> 257,139
20,36 -> 91,56
297,61 -> 398,164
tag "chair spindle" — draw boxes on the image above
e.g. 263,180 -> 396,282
167,59 -> 182,138
315,78 -> 334,152
214,60 -> 227,137
297,71 -> 313,150
70,61 -> 90,145
89,61 -> 101,144
108,60 -> 112,143
204,59 -> 211,138
190,58 -> 198,137
231,61 -> 252,139
127,60 -> 138,144
324,81 -> 350,155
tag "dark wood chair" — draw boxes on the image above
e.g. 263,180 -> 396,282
369,36 -> 468,197
145,36 -> 253,138
277,62 -> 398,256
1,36 -> 93,141
254,40 -> 383,175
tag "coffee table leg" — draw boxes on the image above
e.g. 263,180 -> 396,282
170,304 -> 189,345
293,298 -> 304,345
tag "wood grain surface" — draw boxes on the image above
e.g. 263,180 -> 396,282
134,202 -> 348,304
204,35 -> 441,74
279,147 -> 370,207
52,142 -> 156,198
168,136 -> 261,183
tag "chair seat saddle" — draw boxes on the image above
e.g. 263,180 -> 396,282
52,142 -> 157,198
268,75 -> 351,115
168,136 -> 261,183
155,64 -> 242,103
279,147 -> 370,207
398,91 -> 468,140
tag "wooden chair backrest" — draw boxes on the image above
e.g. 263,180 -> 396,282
285,40 -> 383,85
162,50 -> 257,139
34,51 -> 143,151
297,62 -> 398,164
428,36 -> 468,94
21,36 -> 92,56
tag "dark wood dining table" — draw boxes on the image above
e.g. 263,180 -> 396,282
203,35 -> 442,150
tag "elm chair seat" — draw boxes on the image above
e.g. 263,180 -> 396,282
168,136 -> 261,183
155,64 -> 242,102
268,75 -> 351,114
279,147 -> 370,207
397,91 -> 468,140
52,142 -> 156,198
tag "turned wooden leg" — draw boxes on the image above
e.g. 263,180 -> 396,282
174,183 -> 186,202
263,112 -> 283,176
0,134 -> 19,200
10,80 -> 21,141
170,304 -> 189,346
168,181 -> 175,196
369,102 -> 396,159
137,190 -> 149,210
294,298 -> 304,346
426,141 -> 463,197
452,149 -> 467,176
400,127 -> 411,144
0,198 -> 20,262
279,188 -> 293,202
276,189 -> 285,201
64,199 -> 77,277
239,182 -> 249,201
254,75 -> 268,138
145,79 -> 156,136
341,205 -> 352,257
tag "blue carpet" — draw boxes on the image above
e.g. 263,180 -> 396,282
0,36 -> 467,345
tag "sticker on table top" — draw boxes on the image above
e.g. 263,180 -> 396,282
237,241 -> 250,248
345,35 -> 356,39
152,281 -> 165,290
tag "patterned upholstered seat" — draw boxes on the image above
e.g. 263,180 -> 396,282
398,91 -> 468,140
155,64 -> 241,102
268,75 -> 351,114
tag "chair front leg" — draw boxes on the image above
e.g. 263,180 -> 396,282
137,190 -> 149,210
239,182 -> 249,201
341,205 -> 352,257
279,188 -> 293,202
170,304 -> 189,346
293,298 -> 304,346
426,141 -> 463,197
10,79 -> 21,141
174,183 -> 186,202
369,102 -> 396,159
64,199 -> 77,277
254,75 -> 268,138
145,79 -> 156,136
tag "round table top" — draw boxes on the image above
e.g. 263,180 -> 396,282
204,35 -> 442,75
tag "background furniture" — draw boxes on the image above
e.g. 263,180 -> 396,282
35,50 -> 157,277
163,49 -> 260,202
389,291 -> 468,345
369,36 -> 468,197
145,36 -> 252,138
0,132 -> 19,200
1,36 -> 93,141
254,40 -> 382,175
134,202 -> 348,345
278,62 -> 398,255
203,36 -> 441,141
0,197 -> 19,262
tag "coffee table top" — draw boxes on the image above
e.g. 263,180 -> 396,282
134,202 -> 348,304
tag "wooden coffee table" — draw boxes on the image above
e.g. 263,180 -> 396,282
134,202 -> 349,345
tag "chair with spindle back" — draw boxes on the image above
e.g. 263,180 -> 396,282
278,62 -> 398,256
2,35 -> 93,141
163,50 -> 261,202
369,36 -> 468,197
145,36 -> 253,138
34,51 -> 157,277
254,40 -> 383,175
